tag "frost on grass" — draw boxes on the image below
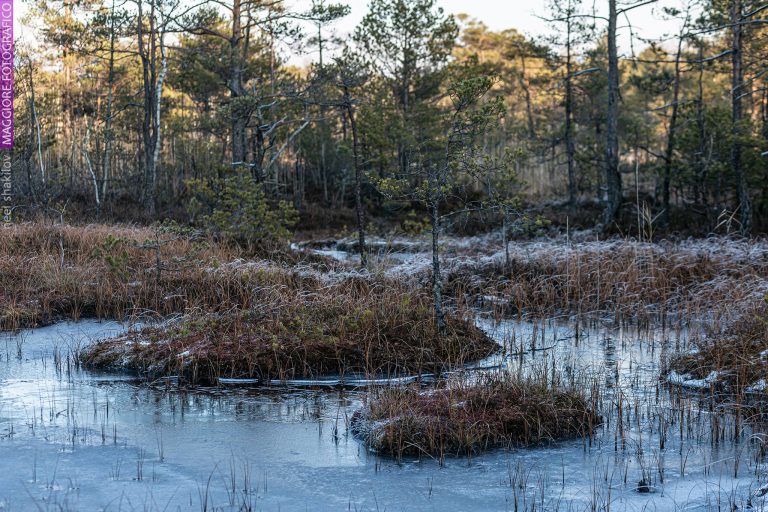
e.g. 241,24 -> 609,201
667,303 -> 768,395
438,236 -> 768,319
351,375 -> 599,459
298,234 -> 768,323
80,283 -> 497,384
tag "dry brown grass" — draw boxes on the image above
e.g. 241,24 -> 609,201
445,238 -> 768,321
0,222 -> 496,383
351,374 -> 599,460
667,303 -> 768,393
0,222 -> 232,328
0,222 -> 336,330
80,284 -> 496,384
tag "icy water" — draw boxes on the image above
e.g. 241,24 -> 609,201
1,319 -> 767,511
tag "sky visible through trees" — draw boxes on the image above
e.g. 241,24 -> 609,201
8,0 -> 768,243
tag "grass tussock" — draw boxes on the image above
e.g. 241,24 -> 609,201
668,303 -> 768,393
351,375 -> 599,459
445,238 -> 768,320
80,283 -> 497,384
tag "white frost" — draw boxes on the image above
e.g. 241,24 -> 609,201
667,370 -> 720,390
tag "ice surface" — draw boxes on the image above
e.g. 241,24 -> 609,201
1,318 -> 767,511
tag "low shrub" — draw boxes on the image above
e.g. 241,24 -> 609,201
187,173 -> 297,249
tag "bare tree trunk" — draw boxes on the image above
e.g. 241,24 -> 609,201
601,0 -> 622,229
696,44 -> 708,212
564,1 -> 576,205
345,88 -> 368,269
100,0 -> 117,216
151,28 -> 168,206
731,0 -> 751,235
23,62 -> 36,204
661,16 -> 687,227
502,212 -> 510,268
62,0 -> 74,194
29,60 -> 46,207
137,0 -> 158,217
317,20 -> 330,204
81,116 -> 100,209
229,0 -> 248,169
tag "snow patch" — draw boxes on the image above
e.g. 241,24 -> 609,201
667,370 -> 720,390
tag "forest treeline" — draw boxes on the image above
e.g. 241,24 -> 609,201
9,0 -> 768,238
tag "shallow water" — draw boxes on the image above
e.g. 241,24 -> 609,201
1,319 -> 767,511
